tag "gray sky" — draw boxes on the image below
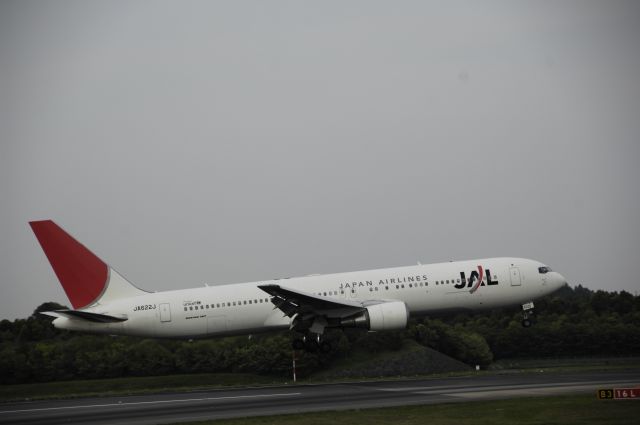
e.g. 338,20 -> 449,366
1,1 -> 639,320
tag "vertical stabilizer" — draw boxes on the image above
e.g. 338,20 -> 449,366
29,220 -> 148,309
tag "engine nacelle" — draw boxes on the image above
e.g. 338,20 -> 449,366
340,301 -> 409,331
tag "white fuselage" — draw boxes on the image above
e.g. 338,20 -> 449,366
53,257 -> 566,338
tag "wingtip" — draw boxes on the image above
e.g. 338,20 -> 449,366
39,311 -> 64,318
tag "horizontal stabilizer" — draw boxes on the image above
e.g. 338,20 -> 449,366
41,310 -> 128,323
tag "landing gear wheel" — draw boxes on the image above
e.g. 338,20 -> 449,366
521,301 -> 535,328
292,339 -> 305,350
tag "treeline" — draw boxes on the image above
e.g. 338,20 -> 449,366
424,285 -> 640,360
1,286 -> 639,384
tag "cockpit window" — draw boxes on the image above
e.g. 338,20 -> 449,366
538,266 -> 552,274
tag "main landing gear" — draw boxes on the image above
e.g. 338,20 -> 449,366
521,301 -> 535,328
292,333 -> 332,353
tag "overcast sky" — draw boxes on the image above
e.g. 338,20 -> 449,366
1,1 -> 639,320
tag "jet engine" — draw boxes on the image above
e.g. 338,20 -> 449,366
340,301 -> 408,331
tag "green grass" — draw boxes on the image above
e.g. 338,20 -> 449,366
170,394 -> 640,425
308,353 -> 640,384
309,339 -> 469,380
490,356 -> 640,371
0,373 -> 284,402
2,357 -> 638,403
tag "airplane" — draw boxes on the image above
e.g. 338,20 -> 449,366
30,220 -> 567,352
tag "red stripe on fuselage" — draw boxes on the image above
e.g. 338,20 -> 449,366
29,220 -> 108,309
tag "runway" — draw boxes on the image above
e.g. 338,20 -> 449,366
1,370 -> 638,425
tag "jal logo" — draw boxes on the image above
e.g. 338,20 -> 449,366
455,266 -> 498,293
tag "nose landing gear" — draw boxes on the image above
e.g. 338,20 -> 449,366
521,301 -> 535,328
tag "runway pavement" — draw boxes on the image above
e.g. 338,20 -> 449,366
1,369 -> 638,425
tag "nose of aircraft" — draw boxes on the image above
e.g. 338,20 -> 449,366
552,272 -> 568,290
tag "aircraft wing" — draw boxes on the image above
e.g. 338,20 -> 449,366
258,284 -> 366,322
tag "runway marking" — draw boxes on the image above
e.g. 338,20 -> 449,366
0,392 -> 302,415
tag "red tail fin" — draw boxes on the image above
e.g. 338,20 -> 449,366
30,220 -> 108,309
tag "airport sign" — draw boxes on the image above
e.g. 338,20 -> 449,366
598,388 -> 639,400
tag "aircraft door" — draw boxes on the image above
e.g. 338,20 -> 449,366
159,303 -> 171,322
509,267 -> 522,286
